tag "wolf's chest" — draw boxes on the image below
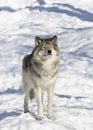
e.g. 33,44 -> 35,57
31,57 -> 58,83
35,74 -> 56,90
40,62 -> 55,76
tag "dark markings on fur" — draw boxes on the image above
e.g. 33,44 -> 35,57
34,61 -> 42,68
22,54 -> 32,71
53,44 -> 59,56
54,59 -> 59,68
51,70 -> 58,78
22,55 -> 29,70
22,54 -> 41,78
22,44 -> 40,71
32,66 -> 41,78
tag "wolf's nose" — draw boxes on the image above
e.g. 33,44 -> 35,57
47,50 -> 52,54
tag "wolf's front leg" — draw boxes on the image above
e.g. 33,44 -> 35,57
24,93 -> 29,113
35,88 -> 44,120
47,88 -> 56,120
42,91 -> 47,112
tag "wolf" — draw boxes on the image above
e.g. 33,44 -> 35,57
22,35 -> 60,120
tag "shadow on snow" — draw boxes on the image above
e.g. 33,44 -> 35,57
37,0 -> 46,5
0,111 -> 21,121
55,94 -> 93,111
26,3 -> 93,22
55,93 -> 87,100
0,3 -> 93,22
0,6 -> 16,12
0,87 -> 23,95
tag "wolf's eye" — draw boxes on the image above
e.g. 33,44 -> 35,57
42,47 -> 45,49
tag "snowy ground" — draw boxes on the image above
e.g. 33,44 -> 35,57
0,0 -> 93,130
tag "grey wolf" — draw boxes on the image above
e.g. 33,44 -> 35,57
22,35 -> 60,120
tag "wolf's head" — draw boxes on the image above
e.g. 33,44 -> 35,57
33,35 -> 59,61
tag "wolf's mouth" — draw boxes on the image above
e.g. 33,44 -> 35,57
43,52 -> 52,57
43,53 -> 52,57
43,50 -> 52,56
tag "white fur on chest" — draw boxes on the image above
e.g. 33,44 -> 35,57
34,74 -> 56,90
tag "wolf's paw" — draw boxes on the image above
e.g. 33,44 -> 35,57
47,115 -> 56,120
24,109 -> 29,113
36,116 -> 44,120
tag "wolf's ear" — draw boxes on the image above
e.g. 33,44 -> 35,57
35,36 -> 42,46
51,35 -> 57,44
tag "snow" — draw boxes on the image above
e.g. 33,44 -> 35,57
0,0 -> 93,130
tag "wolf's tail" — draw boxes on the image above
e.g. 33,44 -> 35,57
29,88 -> 35,99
